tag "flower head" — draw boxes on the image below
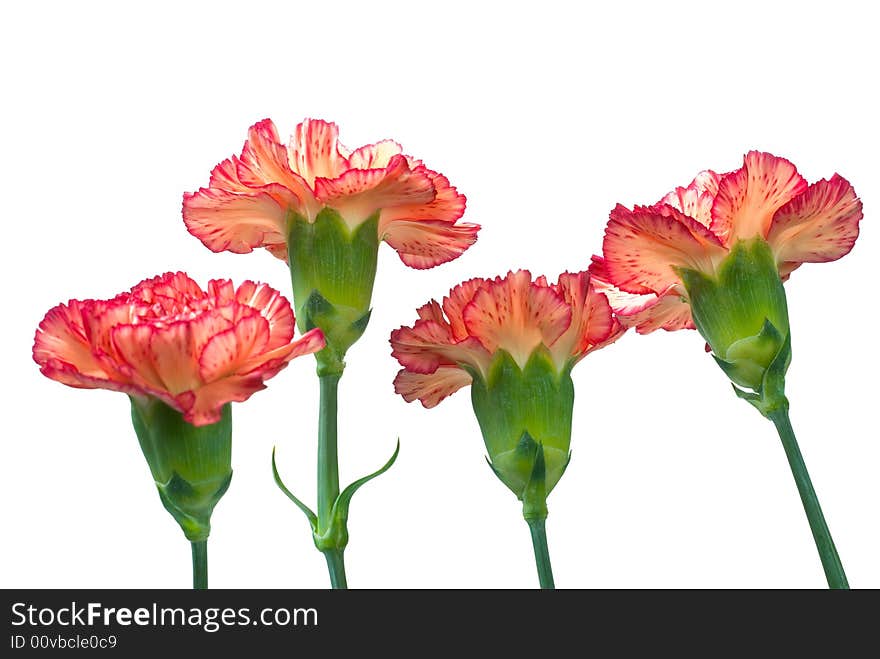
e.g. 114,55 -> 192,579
592,151 -> 862,334
183,118 -> 479,269
391,270 -> 623,408
33,272 -> 324,426
391,270 -> 623,509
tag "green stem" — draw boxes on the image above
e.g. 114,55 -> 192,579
317,373 -> 341,528
526,517 -> 555,589
318,372 -> 348,589
768,405 -> 848,589
323,549 -> 348,589
191,540 -> 208,590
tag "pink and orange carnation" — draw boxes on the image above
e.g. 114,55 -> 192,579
183,118 -> 479,269
33,272 -> 324,425
390,270 -> 623,408
591,151 -> 862,333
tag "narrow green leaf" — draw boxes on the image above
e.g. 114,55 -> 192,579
330,440 -> 400,526
271,447 -> 317,532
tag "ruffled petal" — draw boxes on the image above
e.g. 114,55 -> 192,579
618,290 -> 694,334
37,358 -> 167,403
183,327 -> 324,426
232,280 -> 296,348
711,151 -> 807,244
390,319 -> 490,375
550,272 -> 621,363
383,219 -> 480,269
766,174 -> 862,269
288,118 -> 351,187
209,156 -> 253,193
462,270 -> 571,367
236,120 -> 314,210
379,168 -> 467,226
416,300 -> 446,323
176,375 -> 267,426
347,139 -> 403,169
110,323 -> 171,392
182,187 -> 290,257
239,327 -> 324,375
314,154 -> 437,228
379,167 -> 471,268
656,170 -> 722,227
35,274 -> 316,425
147,322 -> 202,395
589,256 -> 693,334
440,277 -> 486,341
130,271 -> 205,306
198,314 -> 270,381
602,204 -> 725,295
393,367 -> 473,408
33,300 -> 109,381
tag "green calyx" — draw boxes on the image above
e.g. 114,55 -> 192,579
287,208 -> 380,376
468,347 -> 574,517
129,397 -> 233,542
677,236 -> 791,416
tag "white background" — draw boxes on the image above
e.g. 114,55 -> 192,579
2,1 -> 877,589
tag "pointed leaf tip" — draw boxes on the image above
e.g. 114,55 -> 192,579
271,447 -> 317,531
330,440 -> 401,525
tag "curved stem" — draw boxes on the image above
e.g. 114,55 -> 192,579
318,372 -> 347,589
191,540 -> 208,590
768,406 -> 848,589
526,517 -> 555,589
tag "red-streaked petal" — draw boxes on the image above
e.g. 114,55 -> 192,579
177,375 -> 266,426
463,270 -> 571,367
619,290 -> 694,334
603,204 -> 725,295
206,278 -> 236,306
199,314 -> 270,381
34,273 -> 315,418
383,219 -> 480,269
111,324 -> 168,391
766,174 -> 862,268
711,151 -> 807,244
33,300 -> 109,380
416,300 -> 446,323
347,139 -> 404,169
589,256 -> 693,333
182,187 -> 289,257
288,118 -> 350,187
442,277 -> 486,341
180,327 -> 324,426
590,255 -> 656,316
209,156 -> 252,193
550,272 -> 620,362
148,321 -> 201,395
236,119 -> 314,207
240,327 -> 324,373
390,320 -> 490,374
393,367 -> 473,408
314,154 -> 437,227
37,358 -> 167,402
657,170 -> 722,228
379,168 -> 467,226
130,271 -> 205,305
232,280 -> 296,348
